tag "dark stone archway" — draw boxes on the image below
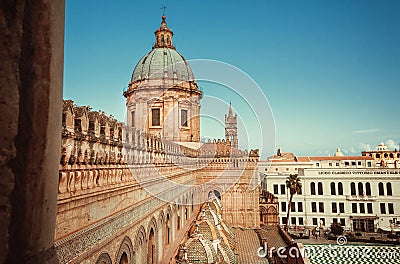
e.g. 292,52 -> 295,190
115,236 -> 134,264
96,252 -> 112,264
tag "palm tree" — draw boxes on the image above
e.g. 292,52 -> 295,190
285,174 -> 302,231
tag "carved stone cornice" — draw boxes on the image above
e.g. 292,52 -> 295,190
55,182 -> 195,264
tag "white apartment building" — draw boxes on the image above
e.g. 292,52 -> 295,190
259,148 -> 400,232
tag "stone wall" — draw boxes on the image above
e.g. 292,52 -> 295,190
196,156 -> 260,228
55,101 -> 260,263
0,1 -> 64,263
56,101 -> 202,263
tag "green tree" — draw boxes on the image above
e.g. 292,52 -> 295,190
330,222 -> 344,236
285,174 -> 302,231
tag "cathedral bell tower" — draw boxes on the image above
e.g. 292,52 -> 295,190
225,103 -> 238,149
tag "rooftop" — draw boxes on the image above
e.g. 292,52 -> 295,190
234,228 -> 269,264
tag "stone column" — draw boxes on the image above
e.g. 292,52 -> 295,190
0,0 -> 65,263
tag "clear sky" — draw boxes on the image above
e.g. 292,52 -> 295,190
64,0 -> 400,157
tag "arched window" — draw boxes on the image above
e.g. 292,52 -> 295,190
208,190 -> 221,200
330,182 -> 336,195
177,215 -> 181,230
310,182 -> 316,195
147,228 -> 155,264
387,182 -> 393,196
366,182 -> 371,196
378,182 -> 384,196
191,193 -> 194,212
350,182 -> 356,196
338,182 -> 343,195
358,182 -> 364,196
96,253 -> 112,264
259,206 -> 268,224
166,214 -> 170,244
318,182 -> 323,195
119,252 -> 128,264
161,34 -> 164,44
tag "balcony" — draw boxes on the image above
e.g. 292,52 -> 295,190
345,195 -> 377,201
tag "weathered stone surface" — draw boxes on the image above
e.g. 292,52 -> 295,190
54,101 -> 260,263
0,0 -> 64,263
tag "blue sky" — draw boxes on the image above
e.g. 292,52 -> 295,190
64,0 -> 400,157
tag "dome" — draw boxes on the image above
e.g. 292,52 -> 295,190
217,241 -> 238,264
221,221 -> 235,238
209,199 -> 222,215
124,16 -> 202,142
185,236 -> 217,263
334,148 -> 344,157
185,219 -> 237,264
130,47 -> 194,83
197,206 -> 221,226
129,16 -> 195,84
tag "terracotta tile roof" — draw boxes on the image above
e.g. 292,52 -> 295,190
309,156 -> 374,161
271,152 -> 296,159
267,154 -> 374,163
297,156 -> 311,162
257,225 -> 288,251
234,228 -> 269,264
269,156 -> 312,163
270,159 -> 297,163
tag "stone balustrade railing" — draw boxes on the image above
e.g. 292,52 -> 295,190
60,100 -> 259,195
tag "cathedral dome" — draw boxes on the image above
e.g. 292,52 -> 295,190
131,47 -> 194,83
334,148 -> 344,157
185,235 -> 218,263
130,16 -> 195,84
198,204 -> 221,226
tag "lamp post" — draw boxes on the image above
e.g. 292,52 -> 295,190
305,219 -> 309,236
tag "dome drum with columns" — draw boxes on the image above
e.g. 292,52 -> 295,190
124,16 -> 202,142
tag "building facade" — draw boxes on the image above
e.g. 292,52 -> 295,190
362,142 -> 400,168
260,149 -> 400,232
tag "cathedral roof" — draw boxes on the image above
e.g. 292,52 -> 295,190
185,235 -> 218,263
130,16 -> 195,84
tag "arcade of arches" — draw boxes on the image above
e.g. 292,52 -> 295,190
259,191 -> 279,226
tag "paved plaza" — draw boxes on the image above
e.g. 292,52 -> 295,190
304,244 -> 400,264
